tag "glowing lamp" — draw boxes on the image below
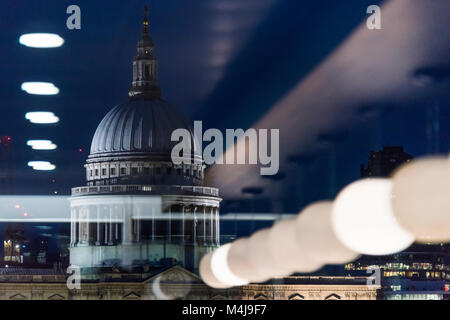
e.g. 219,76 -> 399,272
392,156 -> 450,243
331,178 -> 414,255
295,201 -> 359,265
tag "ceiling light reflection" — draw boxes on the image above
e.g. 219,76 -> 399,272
26,140 -> 57,150
19,33 -> 64,48
25,112 -> 60,124
27,161 -> 56,171
21,82 -> 59,95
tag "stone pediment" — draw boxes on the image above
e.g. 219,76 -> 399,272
288,293 -> 305,300
325,293 -> 341,300
144,265 -> 201,284
9,293 -> 27,300
123,291 -> 141,300
48,293 -> 66,300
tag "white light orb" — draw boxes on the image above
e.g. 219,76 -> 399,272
392,156 -> 450,243
210,243 -> 249,287
199,252 -> 229,289
268,219 -> 323,273
226,238 -> 268,283
21,82 -> 59,95
331,178 -> 415,255
245,228 -> 293,281
295,201 -> 359,265
19,33 -> 64,48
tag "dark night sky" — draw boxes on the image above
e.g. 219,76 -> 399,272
0,0 -> 449,216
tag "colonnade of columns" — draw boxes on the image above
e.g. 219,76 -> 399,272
70,203 -> 220,247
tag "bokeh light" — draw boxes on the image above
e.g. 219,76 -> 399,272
331,178 -> 414,255
392,156 -> 450,243
210,243 -> 249,286
295,201 -> 359,265
268,219 -> 323,273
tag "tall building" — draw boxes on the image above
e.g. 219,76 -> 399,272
360,146 -> 413,177
69,7 -> 221,273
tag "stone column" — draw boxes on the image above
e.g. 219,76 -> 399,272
193,207 -> 197,244
95,205 -> 101,246
135,206 -> 141,242
209,206 -> 214,245
167,205 -> 172,241
203,206 -> 206,245
108,207 -> 114,245
70,207 -> 76,247
151,206 -> 155,241
78,207 -> 83,245
215,207 -> 220,245
122,204 -> 133,245
181,205 -> 185,242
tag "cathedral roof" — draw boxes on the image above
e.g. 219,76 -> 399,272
89,96 -> 195,162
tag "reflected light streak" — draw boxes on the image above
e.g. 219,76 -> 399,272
0,196 -> 70,222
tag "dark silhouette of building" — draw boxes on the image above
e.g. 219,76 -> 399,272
360,146 -> 413,178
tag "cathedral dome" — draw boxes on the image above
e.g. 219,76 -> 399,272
82,7 -> 205,188
88,96 -> 195,162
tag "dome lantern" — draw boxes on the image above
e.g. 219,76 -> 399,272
129,6 -> 161,98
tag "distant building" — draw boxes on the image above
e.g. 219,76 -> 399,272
3,223 -> 26,264
350,146 -> 450,300
36,237 -> 49,264
360,146 -> 413,177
